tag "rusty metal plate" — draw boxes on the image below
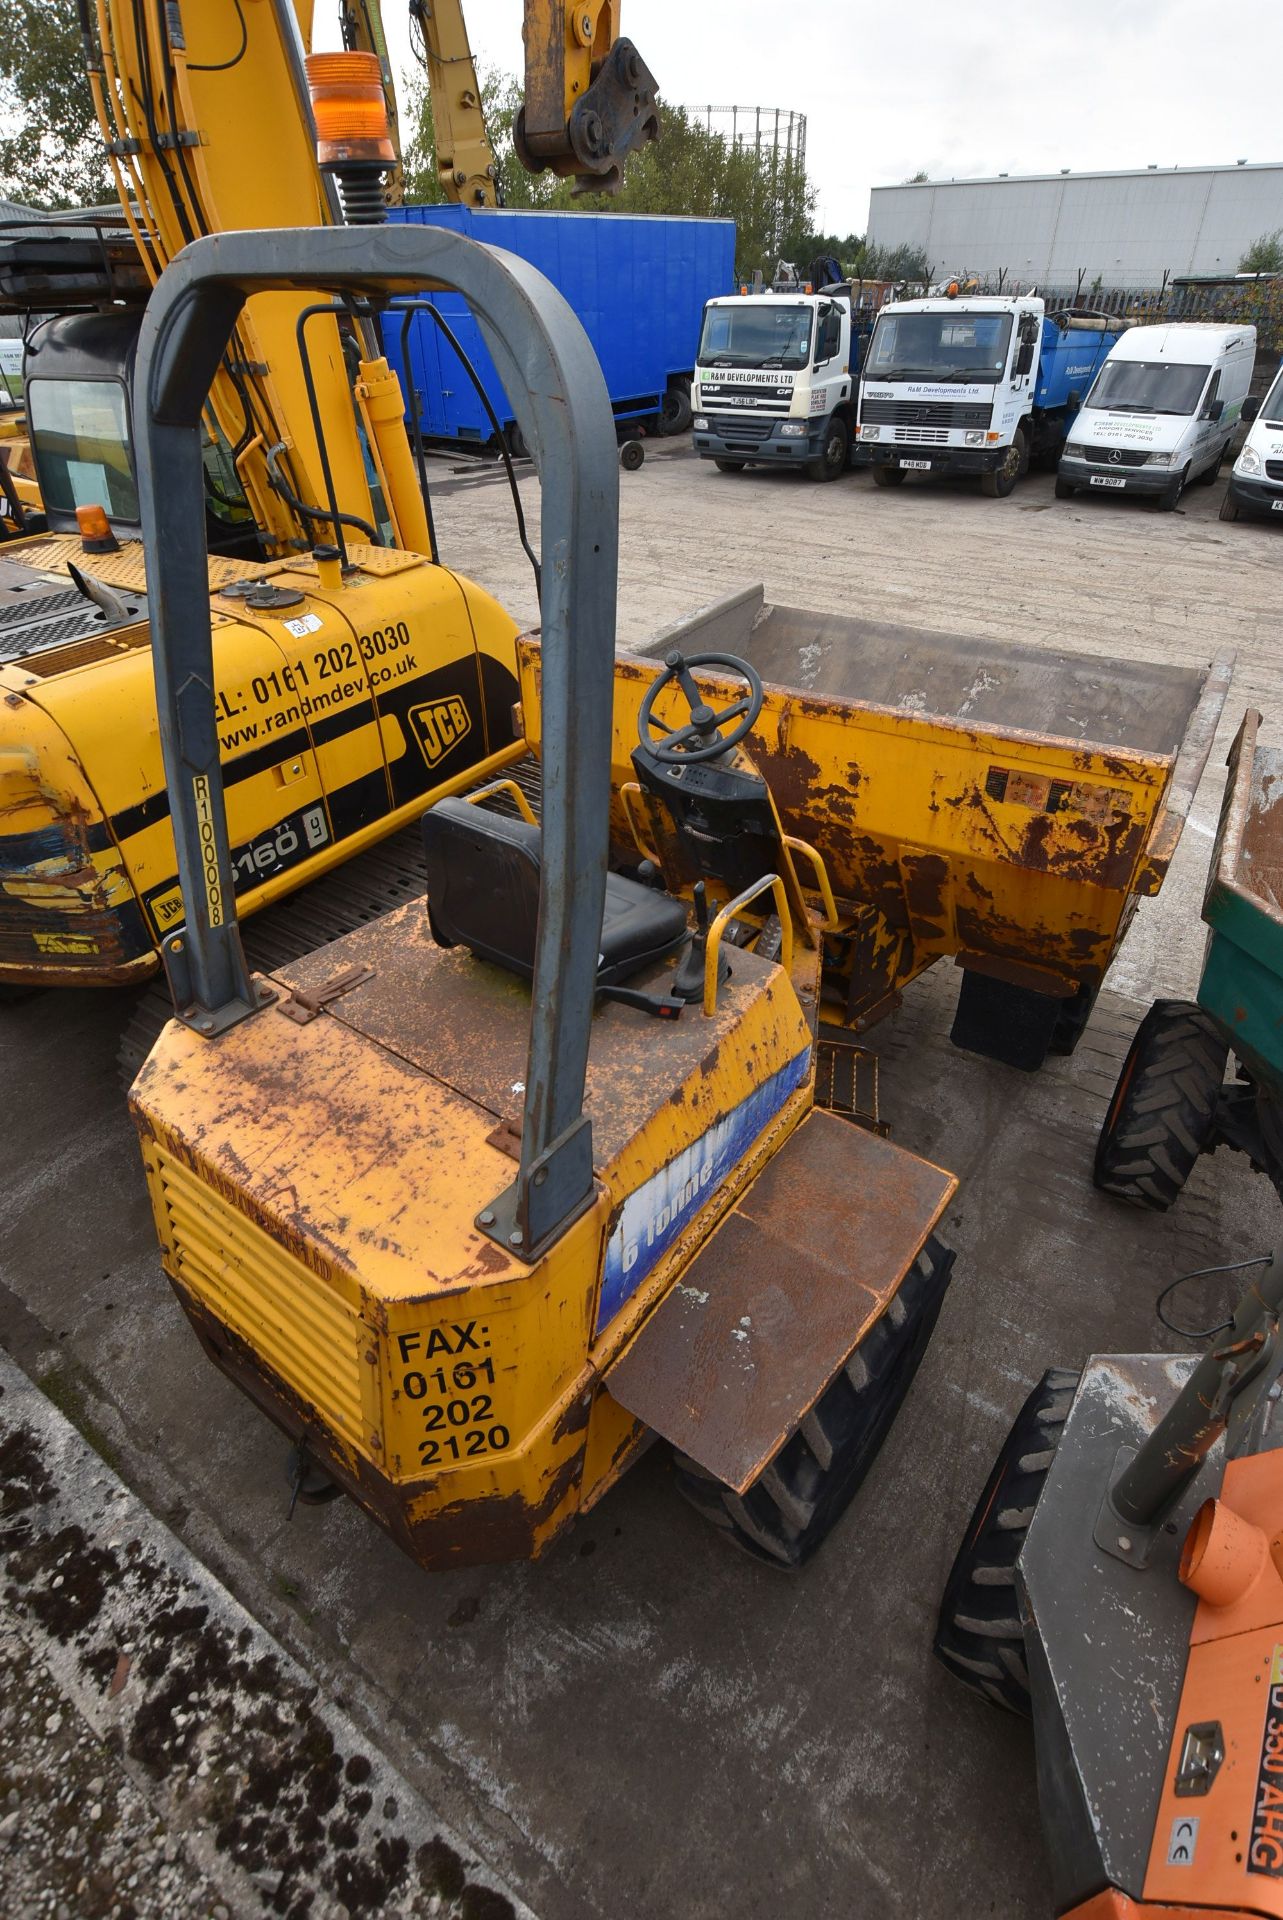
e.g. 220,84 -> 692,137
605,1110 -> 955,1492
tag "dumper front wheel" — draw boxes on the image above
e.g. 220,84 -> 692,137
933,1368 -> 1080,1715
672,1233 -> 955,1568
1094,998 -> 1229,1209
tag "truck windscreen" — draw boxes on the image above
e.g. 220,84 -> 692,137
865,311 -> 1013,383
26,378 -> 138,521
1085,359 -> 1210,417
698,304 -> 813,369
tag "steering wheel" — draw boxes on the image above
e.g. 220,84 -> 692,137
637,650 -> 765,765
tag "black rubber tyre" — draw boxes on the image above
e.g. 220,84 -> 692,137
505,420 -> 529,461
934,1367 -> 1080,1715
871,465 -> 905,488
1053,474 -> 1075,500
806,413 -> 850,482
1155,465 -> 1190,512
673,1233 -> 955,1568
658,382 -> 693,436
1048,981 -> 1099,1057
620,439 -> 645,471
1219,490 -> 1242,522
981,429 -> 1028,499
1094,998 -> 1229,1209
1197,447 -> 1224,485
714,458 -> 745,474
1259,1087 -> 1283,1203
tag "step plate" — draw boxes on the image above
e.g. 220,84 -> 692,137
605,1110 -> 956,1491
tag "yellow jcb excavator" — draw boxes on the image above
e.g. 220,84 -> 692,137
0,1 -> 659,998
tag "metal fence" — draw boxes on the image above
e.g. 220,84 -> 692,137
961,273 -> 1283,354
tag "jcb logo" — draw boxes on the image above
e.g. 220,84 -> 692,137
410,696 -> 471,767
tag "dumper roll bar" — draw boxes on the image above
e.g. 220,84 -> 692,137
133,225 -> 619,1256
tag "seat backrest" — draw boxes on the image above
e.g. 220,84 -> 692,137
423,798 -> 542,978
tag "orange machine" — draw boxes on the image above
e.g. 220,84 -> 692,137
937,1250 -> 1283,1919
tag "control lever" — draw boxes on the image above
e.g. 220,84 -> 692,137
671,881 -> 730,1004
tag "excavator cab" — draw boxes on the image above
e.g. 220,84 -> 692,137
130,225 -> 957,1575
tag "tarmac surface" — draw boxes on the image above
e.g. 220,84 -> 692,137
2,442 -> 1281,1917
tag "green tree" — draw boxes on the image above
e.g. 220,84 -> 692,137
1240,229 -> 1283,274
0,0 -> 110,210
402,72 -> 815,279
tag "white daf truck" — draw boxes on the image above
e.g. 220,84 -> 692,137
691,288 -> 865,482
852,292 -> 1123,498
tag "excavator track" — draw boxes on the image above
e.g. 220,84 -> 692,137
117,755 -> 543,1088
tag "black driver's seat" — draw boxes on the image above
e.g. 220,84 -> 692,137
423,797 -> 689,986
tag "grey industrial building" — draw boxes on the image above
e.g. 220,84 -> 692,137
866,162 -> 1283,290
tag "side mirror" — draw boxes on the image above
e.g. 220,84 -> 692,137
1014,340 -> 1035,378
1243,395 -> 1261,423
1066,389 -> 1081,410
1205,397 -> 1224,423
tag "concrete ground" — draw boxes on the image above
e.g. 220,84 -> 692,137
2,444 -> 1281,1919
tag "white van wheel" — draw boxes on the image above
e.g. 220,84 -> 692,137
1219,491 -> 1241,522
1197,448 -> 1224,485
1156,466 -> 1189,512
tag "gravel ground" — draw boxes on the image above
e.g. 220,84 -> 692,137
0,1619 -> 232,1919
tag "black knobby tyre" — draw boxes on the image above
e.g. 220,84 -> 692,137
1093,998 -> 1229,1210
672,1233 -> 955,1568
933,1367 -> 1080,1715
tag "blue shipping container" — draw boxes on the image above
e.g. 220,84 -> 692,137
384,204 -> 735,445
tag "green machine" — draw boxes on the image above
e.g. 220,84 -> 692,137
1095,709 -> 1283,1210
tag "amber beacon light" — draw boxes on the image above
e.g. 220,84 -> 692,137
305,51 -> 395,224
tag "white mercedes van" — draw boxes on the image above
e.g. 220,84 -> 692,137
1221,359 -> 1283,522
1057,323 -> 1256,511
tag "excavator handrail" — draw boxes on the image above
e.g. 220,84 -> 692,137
134,222 -> 619,1255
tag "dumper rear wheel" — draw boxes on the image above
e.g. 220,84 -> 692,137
933,1368 -> 1080,1715
1093,998 -> 1229,1209
672,1233 -> 955,1568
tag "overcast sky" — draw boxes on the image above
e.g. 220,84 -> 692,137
324,1 -> 1283,232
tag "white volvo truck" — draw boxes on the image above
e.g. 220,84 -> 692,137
852,293 -> 1122,498
691,288 -> 866,481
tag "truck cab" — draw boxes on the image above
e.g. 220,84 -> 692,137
854,293 -> 1118,498
691,289 -> 857,481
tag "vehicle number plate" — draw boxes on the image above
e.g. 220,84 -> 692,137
900,459 -> 932,471
1090,475 -> 1126,489
1271,499 -> 1283,513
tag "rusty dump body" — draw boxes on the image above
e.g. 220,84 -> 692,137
521,584 -> 1230,1042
